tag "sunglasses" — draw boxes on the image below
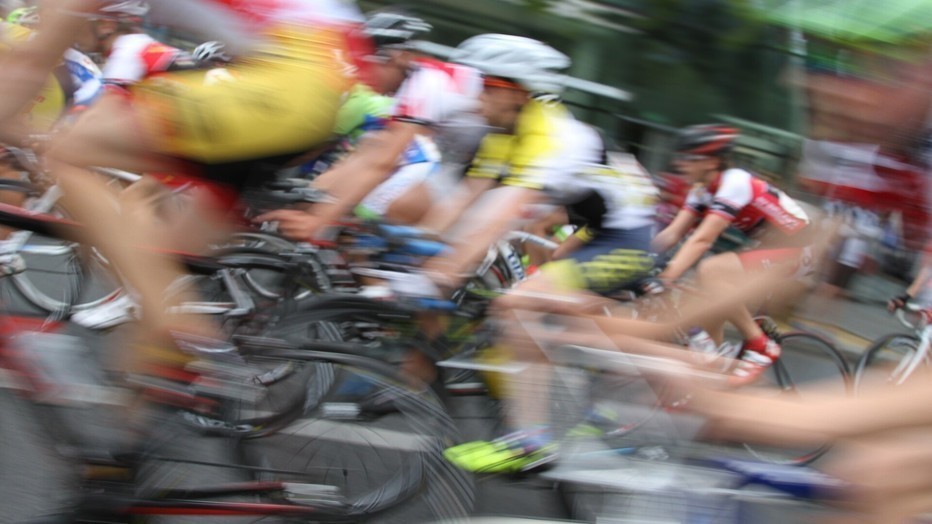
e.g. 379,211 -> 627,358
482,76 -> 525,91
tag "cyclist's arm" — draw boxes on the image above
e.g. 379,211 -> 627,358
423,186 -> 544,285
659,213 -> 731,282
309,121 -> 423,225
418,176 -> 498,234
0,0 -> 97,125
906,267 -> 931,298
652,208 -> 700,253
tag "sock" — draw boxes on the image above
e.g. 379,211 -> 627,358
744,333 -> 769,351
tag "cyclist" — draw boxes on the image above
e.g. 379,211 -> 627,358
71,1 -> 197,88
412,34 -> 658,473
256,8 -> 485,235
0,0 -> 370,406
888,241 -> 932,313
331,10 -> 445,224
192,40 -> 238,86
0,14 -> 102,246
192,40 -> 231,68
652,124 -> 812,386
685,3 -> 932,520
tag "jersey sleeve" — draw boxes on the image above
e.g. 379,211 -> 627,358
466,133 -> 516,181
102,35 -> 149,84
392,69 -> 449,126
709,168 -> 754,220
684,187 -> 706,215
499,130 -> 558,190
64,49 -> 103,107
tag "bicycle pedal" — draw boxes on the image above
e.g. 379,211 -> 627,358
0,253 -> 25,275
282,483 -> 347,508
320,402 -> 363,420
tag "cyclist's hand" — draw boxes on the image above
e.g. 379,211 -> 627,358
253,209 -> 325,241
888,292 -> 912,313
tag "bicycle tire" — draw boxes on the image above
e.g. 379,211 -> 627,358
742,331 -> 850,465
5,182 -> 131,318
854,333 -> 924,391
260,295 -> 428,362
6,231 -> 120,319
167,346 -> 473,522
211,232 -> 330,302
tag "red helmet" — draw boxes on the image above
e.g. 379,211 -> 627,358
676,124 -> 740,157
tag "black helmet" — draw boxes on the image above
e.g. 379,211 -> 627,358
676,124 -> 740,157
364,9 -> 432,50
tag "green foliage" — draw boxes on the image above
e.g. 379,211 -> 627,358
519,0 -> 553,12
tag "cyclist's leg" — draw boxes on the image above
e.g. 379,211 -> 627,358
694,252 -> 765,344
523,207 -> 567,267
45,94 -> 189,339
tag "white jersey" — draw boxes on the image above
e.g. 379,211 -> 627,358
102,33 -> 192,85
545,120 -> 658,231
468,99 -> 657,232
63,48 -> 103,106
391,57 -> 484,165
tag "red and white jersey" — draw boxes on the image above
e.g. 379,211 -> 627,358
685,168 -> 810,236
102,34 -> 191,85
154,0 -> 364,49
392,58 -> 482,128
152,0 -> 370,83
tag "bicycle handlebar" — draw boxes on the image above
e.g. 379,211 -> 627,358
895,302 -> 926,331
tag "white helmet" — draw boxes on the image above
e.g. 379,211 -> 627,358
452,34 -> 571,95
364,9 -> 432,50
193,41 -> 232,63
99,0 -> 150,18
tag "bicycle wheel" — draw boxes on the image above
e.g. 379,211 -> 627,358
854,333 -> 925,391
741,332 -> 850,465
173,346 -> 473,522
164,249 -> 332,338
212,232 -> 331,302
5,225 -> 121,320
261,296 -> 428,361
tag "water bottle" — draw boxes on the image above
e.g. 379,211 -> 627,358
687,327 -> 717,356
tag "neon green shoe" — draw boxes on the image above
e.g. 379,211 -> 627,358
444,429 -> 558,473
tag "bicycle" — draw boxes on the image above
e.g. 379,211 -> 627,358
517,342 -> 855,522
854,302 -> 929,391
1,332 -> 473,522
508,304 -> 850,466
0,186 -> 475,522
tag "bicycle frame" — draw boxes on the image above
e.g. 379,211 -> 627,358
888,304 -> 932,385
0,316 -> 426,520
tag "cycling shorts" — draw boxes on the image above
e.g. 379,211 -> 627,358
358,161 -> 436,217
542,226 -> 655,294
131,25 -> 351,164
